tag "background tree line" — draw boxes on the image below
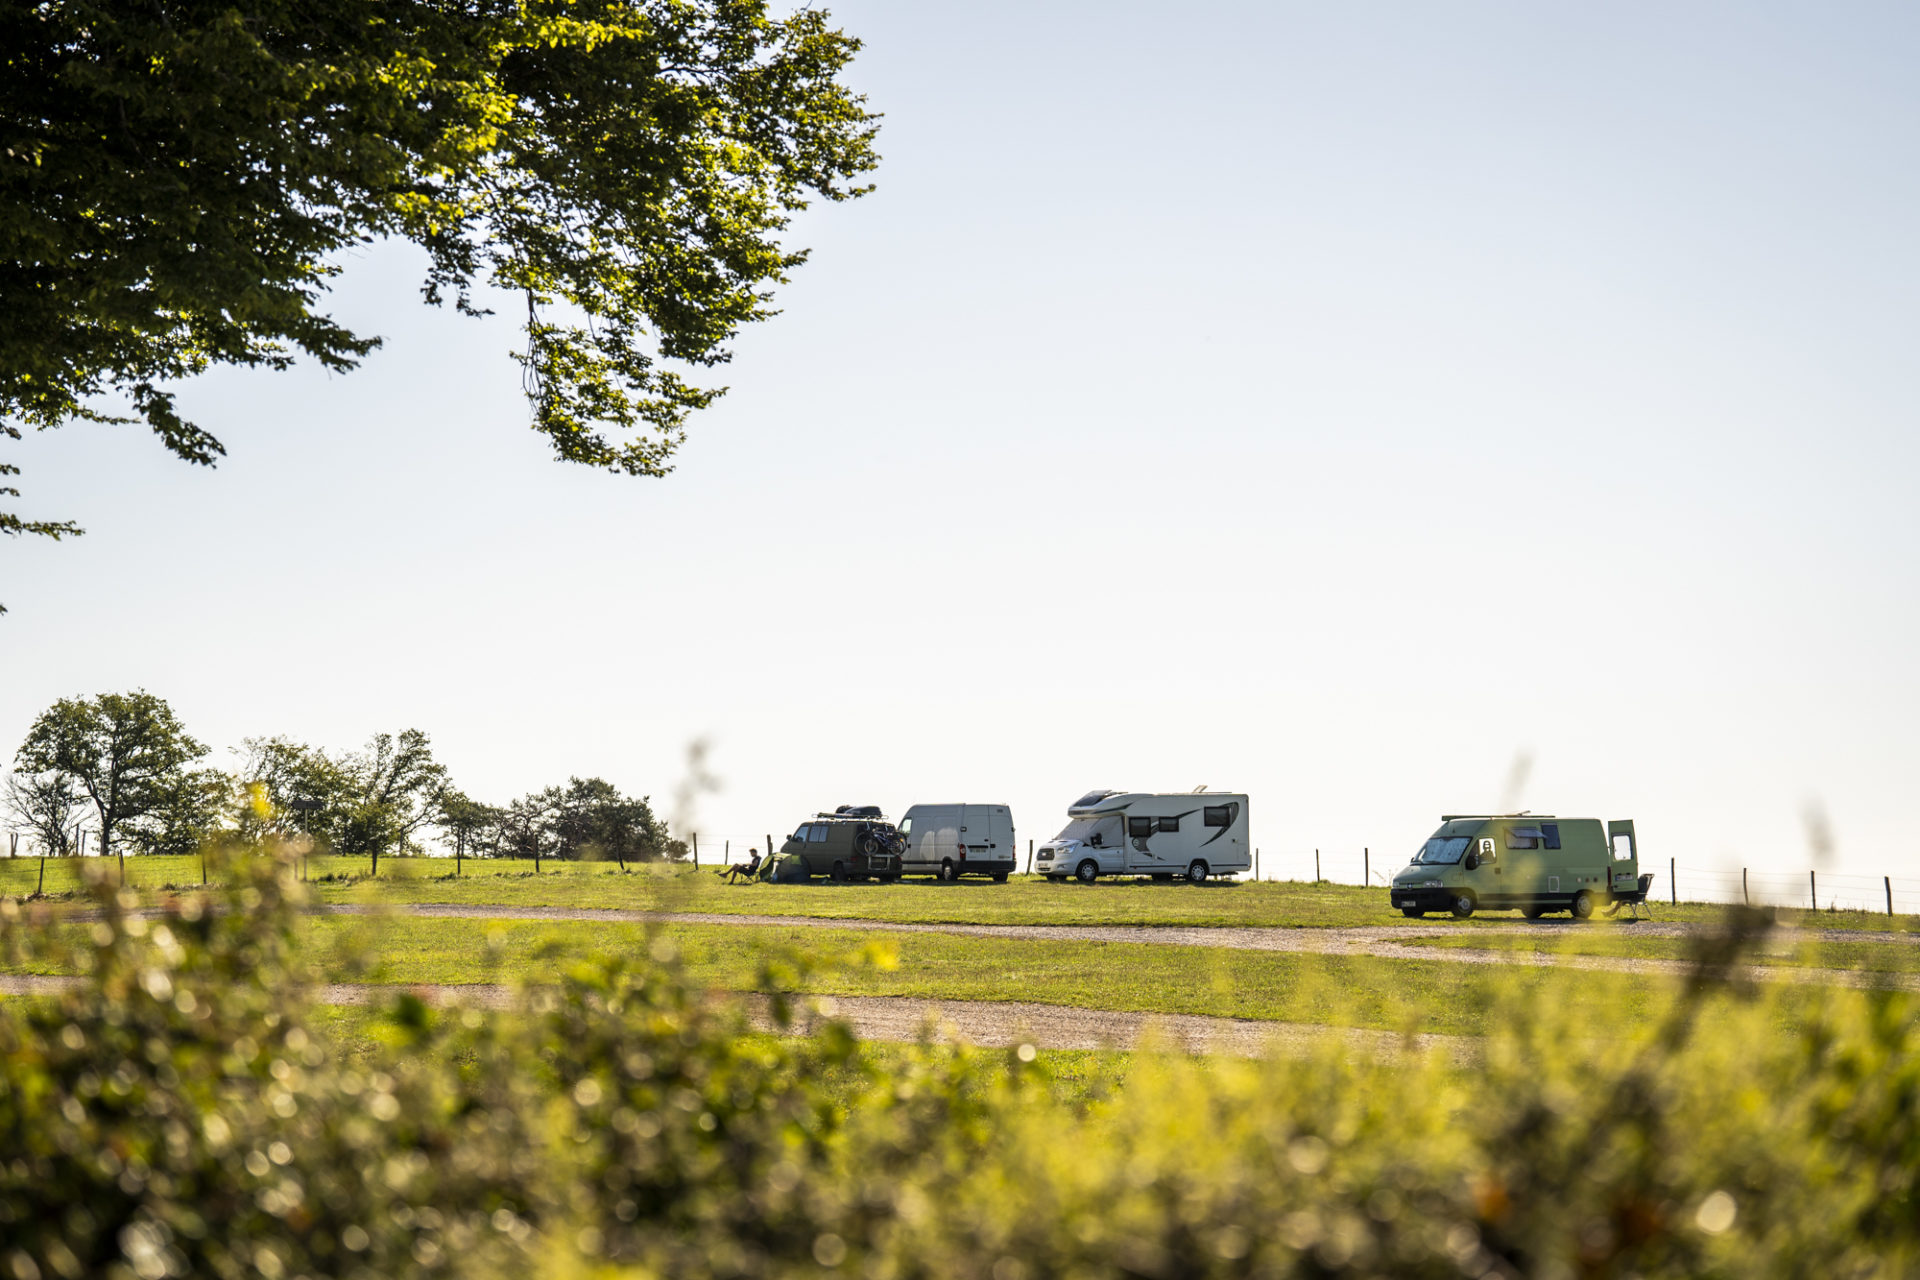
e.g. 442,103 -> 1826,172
1,690 -> 680,869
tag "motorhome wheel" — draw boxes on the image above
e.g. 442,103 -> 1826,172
1075,860 -> 1099,884
1186,860 -> 1209,885
1571,890 -> 1594,920
1450,891 -> 1476,919
939,859 -> 958,882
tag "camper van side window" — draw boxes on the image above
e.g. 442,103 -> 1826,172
1506,828 -> 1542,850
793,825 -> 812,842
1157,815 -> 1180,833
1128,817 -> 1155,838
1203,806 -> 1232,827
1541,823 -> 1561,850
808,825 -> 830,843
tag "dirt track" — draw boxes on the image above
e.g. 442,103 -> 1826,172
309,904 -> 1920,991
0,974 -> 1471,1060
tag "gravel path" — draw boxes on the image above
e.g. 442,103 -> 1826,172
0,974 -> 1470,1060
304,904 -> 1920,990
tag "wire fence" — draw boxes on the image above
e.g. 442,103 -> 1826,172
1243,845 -> 1920,917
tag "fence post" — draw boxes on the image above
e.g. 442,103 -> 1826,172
1809,869 -> 1817,910
37,852 -> 46,896
1255,847 -> 1260,881
1887,875 -> 1894,917
1670,857 -> 1676,905
1315,848 -> 1321,883
1364,847 -> 1369,886
1027,838 -> 1033,874
1742,867 -> 1748,905
692,833 -> 699,869
766,834 -> 774,868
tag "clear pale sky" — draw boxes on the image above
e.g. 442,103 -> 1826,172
4,2 -> 1916,901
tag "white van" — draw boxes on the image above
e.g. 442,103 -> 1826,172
897,804 -> 1016,882
1035,789 -> 1251,884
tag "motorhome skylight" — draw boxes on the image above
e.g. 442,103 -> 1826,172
1070,789 -> 1120,809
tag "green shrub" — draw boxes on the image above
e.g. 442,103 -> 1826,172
3,849 -> 1917,1278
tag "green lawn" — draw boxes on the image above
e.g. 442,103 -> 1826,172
11,853 -> 1911,934
1400,929 -> 1920,974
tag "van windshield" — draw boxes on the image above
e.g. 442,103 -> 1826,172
1053,816 -> 1123,848
1413,837 -> 1471,865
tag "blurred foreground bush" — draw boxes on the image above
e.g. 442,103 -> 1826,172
1,846 -> 1916,1278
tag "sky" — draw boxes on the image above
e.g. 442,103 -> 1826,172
4,1 -> 1917,904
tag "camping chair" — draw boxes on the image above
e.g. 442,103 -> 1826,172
721,851 -> 763,884
1606,872 -> 1656,920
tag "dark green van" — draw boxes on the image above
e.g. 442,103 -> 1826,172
778,808 -> 903,882
1389,814 -> 1641,919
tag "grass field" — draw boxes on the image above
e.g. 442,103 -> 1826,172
1402,929 -> 1920,973
7,853 -> 1913,934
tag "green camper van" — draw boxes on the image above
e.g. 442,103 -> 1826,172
1389,814 -> 1642,920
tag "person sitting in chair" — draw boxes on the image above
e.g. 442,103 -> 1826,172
722,849 -> 763,884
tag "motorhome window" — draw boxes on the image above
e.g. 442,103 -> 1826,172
1203,806 -> 1232,827
1414,837 -> 1471,864
1128,817 -> 1155,838
1157,815 -> 1181,833
807,825 -> 829,843
1506,828 -> 1543,850
1541,823 -> 1561,850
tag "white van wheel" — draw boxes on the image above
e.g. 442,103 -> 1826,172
1571,890 -> 1594,920
1450,891 -> 1476,919
939,859 -> 958,883
1186,860 -> 1208,885
1075,860 -> 1099,884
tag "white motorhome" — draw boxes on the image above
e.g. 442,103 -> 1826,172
897,803 -> 1016,882
1035,789 -> 1251,884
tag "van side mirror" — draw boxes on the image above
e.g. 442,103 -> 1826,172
1464,851 -> 1481,871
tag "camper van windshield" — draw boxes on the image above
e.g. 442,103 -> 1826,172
1414,837 -> 1472,865
1054,816 -> 1123,847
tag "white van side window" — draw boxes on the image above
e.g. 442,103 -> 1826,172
897,817 -> 913,837
1203,806 -> 1233,827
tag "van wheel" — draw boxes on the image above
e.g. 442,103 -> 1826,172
1571,890 -> 1594,920
991,870 -> 1009,883
1151,873 -> 1173,882
1186,860 -> 1209,885
1401,907 -> 1424,918
1450,892 -> 1476,919
1521,905 -> 1544,920
1075,860 -> 1099,884
939,859 -> 958,883
830,861 -> 847,883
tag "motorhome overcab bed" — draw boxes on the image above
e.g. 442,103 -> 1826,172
1036,789 -> 1251,884
1389,814 -> 1641,919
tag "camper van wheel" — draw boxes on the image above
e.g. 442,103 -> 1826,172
939,859 -> 959,883
1401,907 -> 1424,918
1075,860 -> 1099,885
1185,860 -> 1209,885
1570,890 -> 1595,920
830,861 -> 848,883
1521,905 -> 1544,920
991,869 -> 1009,883
1450,891 -> 1476,919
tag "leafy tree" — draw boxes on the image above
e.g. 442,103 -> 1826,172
433,788 -> 499,876
13,691 -> 209,872
124,766 -> 235,857
2,768 -> 85,856
337,729 -> 451,872
492,788 -> 562,873
0,0 -> 880,577
232,735 -> 353,845
552,776 -> 670,869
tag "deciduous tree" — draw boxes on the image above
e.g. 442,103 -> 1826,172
14,691 -> 209,873
0,0 -> 880,587
3,768 -> 85,857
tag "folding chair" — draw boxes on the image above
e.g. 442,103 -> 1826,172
1606,872 -> 1656,920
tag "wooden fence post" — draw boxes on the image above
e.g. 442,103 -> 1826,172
37,852 -> 46,896
1027,839 -> 1033,874
1670,857 -> 1676,905
693,833 -> 699,869
1810,869 -> 1817,910
1255,847 -> 1260,881
1364,847 -> 1369,886
1742,867 -> 1748,905
1315,848 -> 1321,883
1887,875 -> 1894,917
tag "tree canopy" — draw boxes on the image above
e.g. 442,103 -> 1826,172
0,0 -> 879,576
